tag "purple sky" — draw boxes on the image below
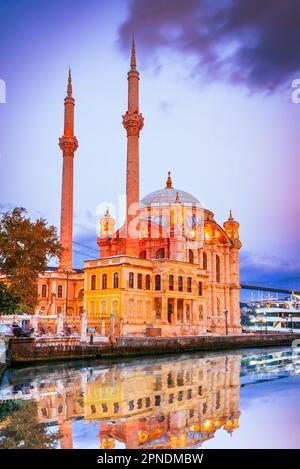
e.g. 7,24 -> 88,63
0,0 -> 300,295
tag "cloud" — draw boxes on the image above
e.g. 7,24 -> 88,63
240,250 -> 300,290
118,0 -> 300,91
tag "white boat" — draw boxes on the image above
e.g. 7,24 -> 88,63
245,293 -> 300,333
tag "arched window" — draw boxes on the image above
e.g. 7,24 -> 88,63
129,272 -> 134,288
101,300 -> 107,317
187,277 -> 192,293
113,272 -> 119,289
155,274 -> 161,291
188,249 -> 194,264
203,252 -> 207,270
57,306 -> 62,314
78,289 -> 84,299
156,248 -> 165,259
198,281 -> 203,296
178,276 -> 183,292
112,300 -> 118,315
137,273 -> 143,289
169,275 -> 174,291
217,297 -> 221,315
102,274 -> 107,289
57,284 -> 63,298
91,275 -> 96,290
216,255 -> 221,282
41,284 -> 47,298
145,274 -> 151,290
139,250 -> 146,259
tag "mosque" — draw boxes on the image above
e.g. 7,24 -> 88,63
36,41 -> 242,337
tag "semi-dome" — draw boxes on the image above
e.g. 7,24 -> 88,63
140,172 -> 200,207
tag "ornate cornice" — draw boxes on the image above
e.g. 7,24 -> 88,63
122,110 -> 144,137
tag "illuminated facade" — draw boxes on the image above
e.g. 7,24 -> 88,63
34,41 -> 241,336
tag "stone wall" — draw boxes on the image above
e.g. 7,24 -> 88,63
8,333 -> 300,364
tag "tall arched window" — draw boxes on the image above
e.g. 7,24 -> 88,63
41,284 -> 47,298
187,277 -> 192,293
216,255 -> 221,283
91,275 -> 96,290
113,272 -> 119,289
129,272 -> 134,288
178,276 -> 183,292
155,274 -> 161,291
145,274 -> 151,290
169,275 -> 174,291
102,274 -> 107,289
217,297 -> 221,315
139,250 -> 146,259
198,281 -> 203,296
156,248 -> 165,259
188,249 -> 194,264
57,284 -> 63,298
78,289 -> 84,299
112,300 -> 118,315
137,273 -> 143,289
203,252 -> 207,270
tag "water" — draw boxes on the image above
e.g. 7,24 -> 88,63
0,346 -> 300,449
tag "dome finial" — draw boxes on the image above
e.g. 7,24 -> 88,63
105,207 -> 110,217
165,171 -> 173,189
228,209 -> 234,221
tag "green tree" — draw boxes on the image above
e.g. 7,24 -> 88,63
0,281 -> 19,314
0,400 -> 60,449
0,207 -> 61,311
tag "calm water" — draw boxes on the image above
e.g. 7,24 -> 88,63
0,346 -> 300,449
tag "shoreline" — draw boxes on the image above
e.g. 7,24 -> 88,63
7,332 -> 300,365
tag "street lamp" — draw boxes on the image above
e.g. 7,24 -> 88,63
223,309 -> 228,336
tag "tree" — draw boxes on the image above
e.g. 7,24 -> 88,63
0,207 -> 61,311
0,400 -> 60,449
0,281 -> 19,314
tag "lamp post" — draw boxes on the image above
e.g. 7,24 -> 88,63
223,309 -> 228,336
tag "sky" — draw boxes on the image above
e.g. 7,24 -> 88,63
0,0 -> 300,294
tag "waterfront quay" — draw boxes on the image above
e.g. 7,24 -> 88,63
7,332 -> 300,365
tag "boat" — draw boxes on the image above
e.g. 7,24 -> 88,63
244,293 -> 300,333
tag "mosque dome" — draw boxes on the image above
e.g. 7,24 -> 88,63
140,172 -> 200,207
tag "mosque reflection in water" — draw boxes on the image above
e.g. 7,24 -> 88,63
1,348 -> 299,449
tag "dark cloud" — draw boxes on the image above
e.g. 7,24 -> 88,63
118,0 -> 300,91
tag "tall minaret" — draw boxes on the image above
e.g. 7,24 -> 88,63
58,68 -> 78,271
122,38 -> 144,256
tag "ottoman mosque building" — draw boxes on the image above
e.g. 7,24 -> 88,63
36,41 -> 242,336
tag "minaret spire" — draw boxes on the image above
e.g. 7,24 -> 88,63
122,39 -> 144,256
131,36 -> 136,70
58,68 -> 78,271
67,66 -> 72,96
